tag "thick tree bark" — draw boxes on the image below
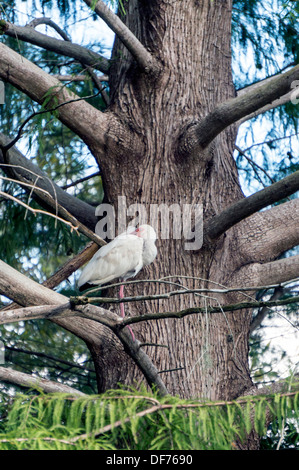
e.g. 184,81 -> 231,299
85,0 -> 255,401
0,0 -> 298,413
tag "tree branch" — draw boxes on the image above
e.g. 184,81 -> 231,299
0,134 -> 98,230
68,277 -> 299,305
117,296 -> 299,327
0,42 -> 109,152
0,366 -> 86,395
236,67 -> 299,123
255,255 -> 299,287
0,304 -> 78,325
84,0 -> 160,74
238,89 -> 298,124
204,170 -> 299,243
1,21 -> 110,74
54,74 -> 109,82
180,64 -> 299,152
250,287 -> 284,333
238,198 -> 299,263
23,16 -> 110,106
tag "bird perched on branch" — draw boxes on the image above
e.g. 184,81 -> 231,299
78,224 -> 157,340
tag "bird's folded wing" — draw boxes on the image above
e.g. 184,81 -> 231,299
78,235 -> 143,287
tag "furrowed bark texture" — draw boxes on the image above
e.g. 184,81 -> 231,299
87,0 -> 255,401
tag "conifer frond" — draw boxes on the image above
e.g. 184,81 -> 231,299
0,387 -> 298,450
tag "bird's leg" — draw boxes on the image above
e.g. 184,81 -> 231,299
119,284 -> 125,318
119,284 -> 135,341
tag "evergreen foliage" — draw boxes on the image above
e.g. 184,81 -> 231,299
0,387 -> 298,450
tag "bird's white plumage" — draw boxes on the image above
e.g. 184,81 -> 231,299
78,224 -> 157,289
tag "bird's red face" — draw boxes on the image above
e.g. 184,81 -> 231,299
134,226 -> 145,237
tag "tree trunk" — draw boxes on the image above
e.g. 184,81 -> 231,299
88,0 -> 254,400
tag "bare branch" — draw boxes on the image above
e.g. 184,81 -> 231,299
179,64 -> 299,153
250,287 -> 284,333
204,170 -> 299,243
0,133 -> 97,230
69,276 -> 299,305
84,0 -> 160,74
43,242 -> 100,290
54,74 -> 109,82
238,88 -> 297,124
26,16 -> 71,41
0,366 -> 86,395
1,21 -> 110,74
25,16 -> 110,105
117,296 -> 299,327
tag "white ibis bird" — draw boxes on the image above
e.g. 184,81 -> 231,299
78,225 -> 157,340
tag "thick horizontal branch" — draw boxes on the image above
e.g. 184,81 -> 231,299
84,0 -> 160,74
180,64 -> 299,152
1,21 -> 110,74
236,66 -> 299,123
238,88 -> 297,124
0,42 -> 110,152
204,170 -> 299,243
255,254 -> 299,287
0,304 -> 78,325
238,198 -> 299,263
0,366 -> 86,395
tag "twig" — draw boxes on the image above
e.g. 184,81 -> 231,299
79,275 -> 299,296
0,190 -> 79,231
119,296 -> 299,328
53,74 -> 109,82
61,171 -> 101,190
71,283 -> 299,305
235,145 -> 276,185
0,90 -> 102,154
